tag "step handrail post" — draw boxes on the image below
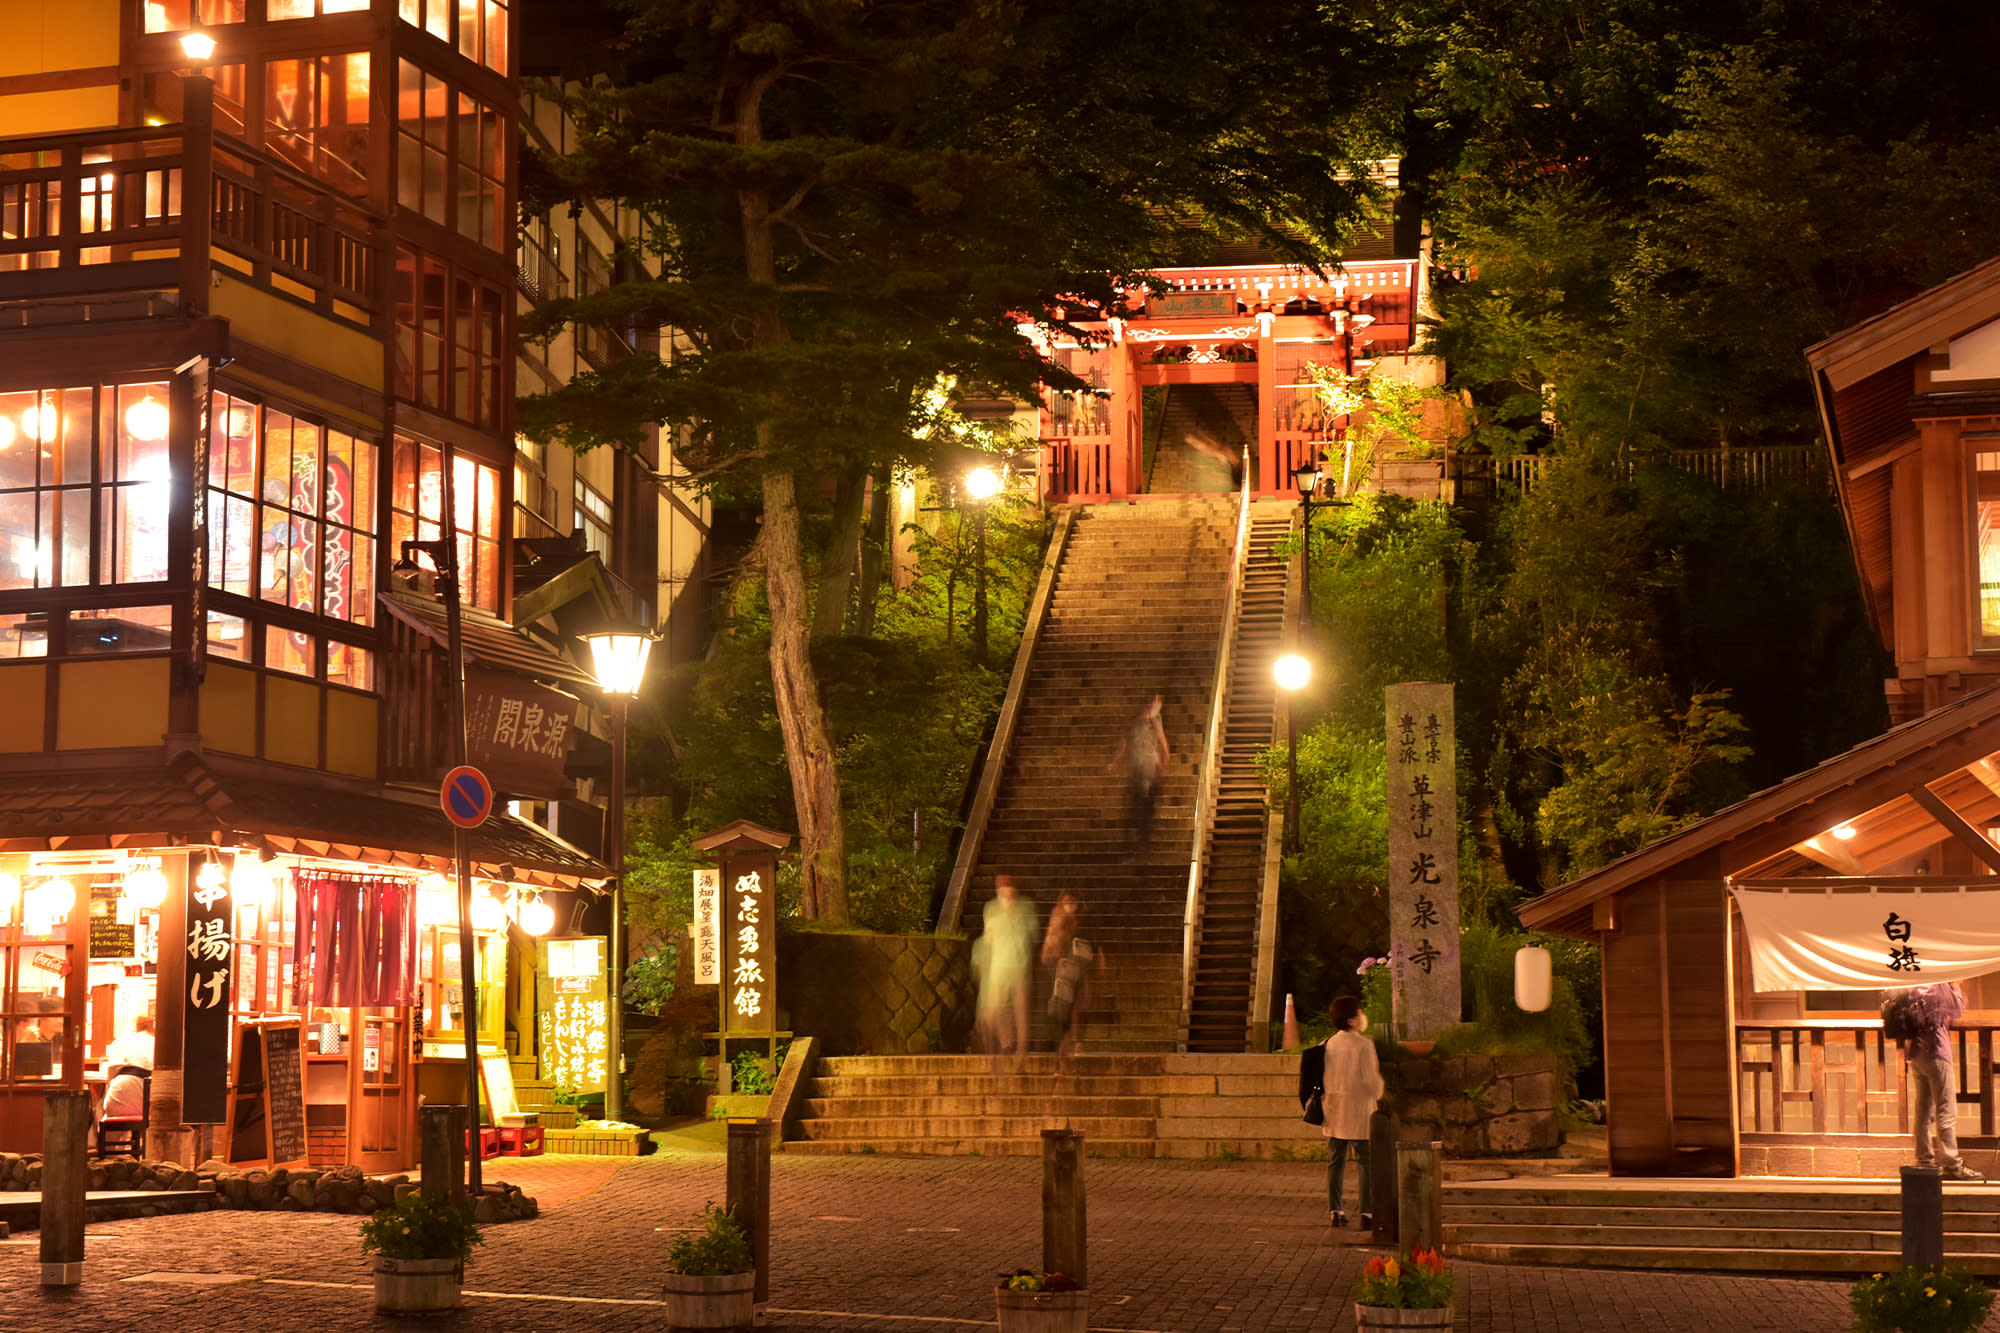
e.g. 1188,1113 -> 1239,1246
1179,454 -> 1254,1049
1901,1165 -> 1944,1266
937,506 -> 1078,936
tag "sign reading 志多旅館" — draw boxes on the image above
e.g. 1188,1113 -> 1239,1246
1732,882 -> 2000,990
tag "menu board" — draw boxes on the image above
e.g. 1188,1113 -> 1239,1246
225,1019 -> 308,1168
89,916 -> 136,959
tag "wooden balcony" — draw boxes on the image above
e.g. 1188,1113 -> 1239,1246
1736,1021 -> 2000,1145
0,110 -> 384,334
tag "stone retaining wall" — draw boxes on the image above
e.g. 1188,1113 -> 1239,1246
0,1152 -> 537,1222
1394,1052 -> 1561,1156
779,929 -> 973,1055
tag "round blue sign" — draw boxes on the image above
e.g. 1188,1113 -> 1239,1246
441,765 -> 494,828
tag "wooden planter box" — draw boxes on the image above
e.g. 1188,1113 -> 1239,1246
374,1256 -> 463,1313
543,1127 -> 647,1156
662,1270 -> 754,1330
995,1287 -> 1087,1333
1356,1304 -> 1453,1330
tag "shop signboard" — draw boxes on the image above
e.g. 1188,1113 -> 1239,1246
537,937 -> 608,1094
692,868 -> 721,985
89,883 -> 135,959
1385,682 -> 1461,1041
183,863 -> 234,1124
719,853 -> 777,1036
464,668 -> 579,797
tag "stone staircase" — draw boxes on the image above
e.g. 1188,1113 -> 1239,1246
1149,385 -> 1258,493
1184,506 -> 1293,1052
508,1057 -> 578,1128
787,1053 -> 1324,1158
1445,1178 -> 2000,1273
962,501 -> 1235,1053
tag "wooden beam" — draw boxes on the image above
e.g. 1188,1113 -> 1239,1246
1970,758 -> 2000,804
1792,836 -> 1866,876
1909,784 -> 2000,873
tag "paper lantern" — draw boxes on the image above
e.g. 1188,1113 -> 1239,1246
123,396 -> 169,442
518,894 -> 556,937
1514,944 -> 1553,1013
231,851 -> 271,907
124,866 -> 169,911
470,890 -> 505,933
37,876 -> 75,916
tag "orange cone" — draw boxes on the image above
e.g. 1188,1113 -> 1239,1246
1283,993 -> 1300,1050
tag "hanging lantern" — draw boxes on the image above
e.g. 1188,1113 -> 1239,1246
1514,944 -> 1553,1013
417,875 -> 456,929
38,876 -> 75,917
517,893 -> 556,937
231,850 -> 272,907
470,890 -> 506,933
124,865 -> 169,911
21,400 -> 57,442
197,857 -> 227,893
123,396 -> 169,442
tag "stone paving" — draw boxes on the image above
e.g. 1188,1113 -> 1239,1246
0,1147 -> 1986,1331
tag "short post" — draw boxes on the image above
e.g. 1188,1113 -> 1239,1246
727,1118 -> 773,1306
1042,1128 -> 1087,1287
420,1105 -> 467,1201
1368,1110 -> 1399,1245
41,1091 -> 90,1287
1901,1166 -> 1944,1266
1396,1140 -> 1442,1255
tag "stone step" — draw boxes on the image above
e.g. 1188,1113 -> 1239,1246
783,1138 -> 1163,1159
799,1115 -> 1158,1140
1446,1242 -> 2000,1275
804,1095 -> 1161,1118
1445,1204 -> 2000,1231
1445,1223 -> 1946,1253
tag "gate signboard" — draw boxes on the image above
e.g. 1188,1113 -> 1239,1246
1385,682 -> 1461,1040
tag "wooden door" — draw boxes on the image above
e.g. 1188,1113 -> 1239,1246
349,1007 -> 413,1172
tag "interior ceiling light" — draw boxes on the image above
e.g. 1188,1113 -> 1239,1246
1831,824 -> 1858,841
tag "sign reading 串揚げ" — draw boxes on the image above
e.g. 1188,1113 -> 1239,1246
1385,682 -> 1461,1041
183,859 -> 235,1123
692,868 -> 721,985
719,854 -> 776,1034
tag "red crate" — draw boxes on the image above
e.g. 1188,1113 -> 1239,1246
465,1127 -> 503,1161
497,1124 -> 544,1157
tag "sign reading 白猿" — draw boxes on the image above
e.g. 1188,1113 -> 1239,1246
720,854 -> 777,1036
1385,681 -> 1461,1040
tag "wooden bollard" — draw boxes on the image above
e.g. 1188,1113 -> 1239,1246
726,1118 -> 773,1306
1042,1128 -> 1086,1287
1902,1166 -> 1944,1266
1368,1110 -> 1399,1245
1396,1140 -> 1442,1256
41,1090 -> 90,1287
420,1105 -> 467,1200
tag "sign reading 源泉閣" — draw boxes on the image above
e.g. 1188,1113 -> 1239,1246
720,854 -> 777,1034
692,868 -> 721,985
537,937 -> 608,1094
464,668 -> 579,798
183,859 -> 234,1123
1385,682 -> 1461,1040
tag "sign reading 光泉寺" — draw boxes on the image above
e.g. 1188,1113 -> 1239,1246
1385,682 -> 1461,1041
692,868 -> 721,985
720,857 -> 776,1034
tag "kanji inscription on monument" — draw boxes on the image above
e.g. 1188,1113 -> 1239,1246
1386,681 -> 1461,1039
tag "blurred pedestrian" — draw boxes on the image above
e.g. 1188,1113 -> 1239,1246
974,875 -> 1037,1057
1109,695 -> 1169,854
1319,995 -> 1384,1230
1043,891 -> 1102,1065
1900,981 -> 1985,1182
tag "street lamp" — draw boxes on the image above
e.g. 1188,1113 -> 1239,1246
580,625 -> 656,1124
1274,652 -> 1312,853
178,29 -> 217,62
1293,460 -> 1322,630
963,465 -> 1002,667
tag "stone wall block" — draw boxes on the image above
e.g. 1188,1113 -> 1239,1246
1485,1111 -> 1558,1154
1510,1071 -> 1556,1111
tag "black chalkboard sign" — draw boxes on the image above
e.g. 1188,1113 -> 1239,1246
225,1019 -> 308,1168
88,916 -> 136,959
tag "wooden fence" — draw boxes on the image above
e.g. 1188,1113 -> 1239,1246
1736,1022 -> 2000,1142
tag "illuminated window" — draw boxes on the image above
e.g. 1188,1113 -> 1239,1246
0,383 -> 171,594
1977,451 -> 2000,644
514,438 -> 559,537
143,0 -> 247,32
263,52 -> 371,195
396,62 -> 504,249
395,249 -> 503,425
397,0 -> 509,74
575,477 -> 611,560
391,436 -> 501,612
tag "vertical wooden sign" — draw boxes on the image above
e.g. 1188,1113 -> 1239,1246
692,868 -> 722,986
720,854 -> 777,1035
1385,682 -> 1461,1040
182,864 -> 235,1124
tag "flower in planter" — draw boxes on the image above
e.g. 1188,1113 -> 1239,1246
670,1203 -> 753,1277
998,1270 -> 1081,1293
1355,1247 -> 1452,1310
359,1192 -> 482,1265
1851,1264 -> 1994,1333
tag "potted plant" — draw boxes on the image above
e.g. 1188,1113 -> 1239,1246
995,1269 -> 1086,1333
663,1203 -> 755,1330
1354,1247 -> 1454,1330
1851,1264 -> 1995,1333
359,1190 -> 482,1314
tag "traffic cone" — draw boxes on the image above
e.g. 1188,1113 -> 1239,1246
1282,993 -> 1300,1050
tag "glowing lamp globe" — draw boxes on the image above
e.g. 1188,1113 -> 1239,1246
963,465 -> 1003,501
417,876 -> 456,928
0,416 -> 14,450
1515,944 -> 1553,1013
231,851 -> 273,907
124,397 -> 169,442
583,628 -> 655,697
22,401 -> 57,442
124,866 -> 169,911
470,891 -> 506,933
1273,653 -> 1312,693
38,877 -> 75,916
518,894 -> 556,936
179,30 -> 217,61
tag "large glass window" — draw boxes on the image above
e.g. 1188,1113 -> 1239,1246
0,382 -> 171,593
263,53 -> 372,196
396,61 -> 504,249
394,250 -> 503,426
391,436 -> 500,612
208,393 -> 377,626
143,0 -> 248,31
397,0 -> 509,75
1978,450 -> 2000,644
575,477 -> 611,560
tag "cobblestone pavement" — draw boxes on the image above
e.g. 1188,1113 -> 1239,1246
0,1149 -> 1980,1331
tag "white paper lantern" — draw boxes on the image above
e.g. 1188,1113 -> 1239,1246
38,876 -> 75,916
518,894 -> 556,937
470,891 -> 505,933
1514,944 -> 1553,1013
124,866 -> 169,911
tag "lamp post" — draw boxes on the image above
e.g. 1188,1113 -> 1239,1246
581,627 -> 655,1124
963,465 -> 1002,667
1274,652 -> 1312,853
392,532 -> 482,1194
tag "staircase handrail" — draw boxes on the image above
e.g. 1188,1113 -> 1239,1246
1246,510 -> 1306,1052
1178,455 -> 1254,1048
936,505 -> 1079,936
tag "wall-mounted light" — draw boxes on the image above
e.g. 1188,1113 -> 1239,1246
1831,824 -> 1858,841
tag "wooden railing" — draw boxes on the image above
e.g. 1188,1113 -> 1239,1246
0,114 -> 385,331
1736,1022 -> 2000,1140
1043,429 -> 1116,502
1473,446 -> 1828,496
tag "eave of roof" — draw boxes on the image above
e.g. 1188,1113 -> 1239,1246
1806,255 -> 2000,393
381,590 -> 600,690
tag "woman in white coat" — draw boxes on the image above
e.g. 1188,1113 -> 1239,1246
1321,995 -> 1384,1228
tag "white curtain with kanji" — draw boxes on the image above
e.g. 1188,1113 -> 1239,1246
1731,885 -> 2000,991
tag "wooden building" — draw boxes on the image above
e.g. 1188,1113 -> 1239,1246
0,1 -> 704,1171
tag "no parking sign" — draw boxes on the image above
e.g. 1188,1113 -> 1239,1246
441,765 -> 494,828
